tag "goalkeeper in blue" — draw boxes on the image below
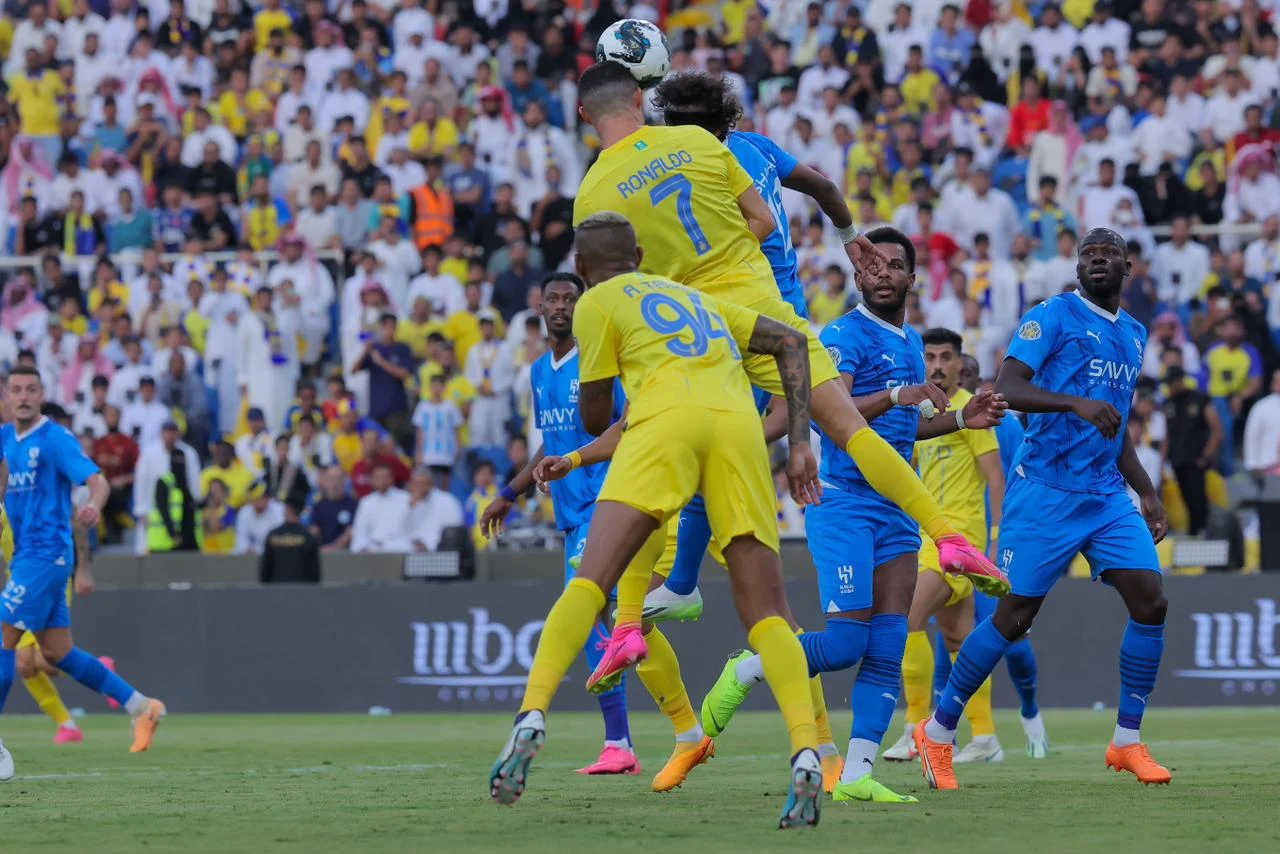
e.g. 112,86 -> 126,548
0,366 -> 166,780
913,228 -> 1171,790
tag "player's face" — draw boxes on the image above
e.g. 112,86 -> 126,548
541,281 -> 580,337
1076,237 -> 1130,298
959,357 -> 980,393
925,343 -> 961,393
860,241 -> 914,313
5,374 -> 43,421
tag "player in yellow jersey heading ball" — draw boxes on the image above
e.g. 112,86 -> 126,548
570,62 -> 1006,680
490,212 -> 826,830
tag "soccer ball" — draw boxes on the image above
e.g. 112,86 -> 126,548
595,18 -> 671,89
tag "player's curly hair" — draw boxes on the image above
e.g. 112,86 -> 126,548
651,73 -> 744,140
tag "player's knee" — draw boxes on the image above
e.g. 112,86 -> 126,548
15,649 -> 38,679
1130,592 -> 1168,626
38,641 -> 71,665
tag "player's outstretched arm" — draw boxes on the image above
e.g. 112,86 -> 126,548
782,164 -> 887,282
481,444 -> 547,538
745,315 -> 821,504
996,357 -> 1121,438
1119,432 -> 1168,542
916,388 -> 1008,439
736,185 -> 777,244
532,418 -> 627,490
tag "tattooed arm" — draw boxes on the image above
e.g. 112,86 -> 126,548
743,313 -> 821,504
577,378 -> 616,437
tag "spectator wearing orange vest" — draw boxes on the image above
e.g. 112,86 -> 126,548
403,156 -> 454,251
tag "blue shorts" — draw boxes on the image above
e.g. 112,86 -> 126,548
2,551 -> 74,633
999,475 -> 1161,598
807,485 -> 920,613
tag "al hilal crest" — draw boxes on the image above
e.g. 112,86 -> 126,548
1018,321 -> 1042,341
568,379 -> 579,403
28,445 -> 39,468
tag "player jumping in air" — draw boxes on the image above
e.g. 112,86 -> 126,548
885,328 -> 1011,765
913,228 -> 1170,790
479,273 -> 645,777
490,213 -> 825,829
898,355 -> 1048,762
0,366 -> 166,781
569,60 -> 1005,700
698,227 -> 1008,806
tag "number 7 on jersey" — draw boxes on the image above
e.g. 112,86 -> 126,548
649,174 -> 712,256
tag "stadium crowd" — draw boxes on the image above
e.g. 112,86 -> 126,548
0,0 -> 1277,562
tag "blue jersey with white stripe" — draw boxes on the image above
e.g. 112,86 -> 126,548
2,417 -> 99,559
818,305 -> 923,492
1005,292 -> 1147,494
530,348 -> 626,531
726,131 -> 805,317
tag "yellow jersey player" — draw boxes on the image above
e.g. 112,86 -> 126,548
883,329 -> 1010,765
570,62 -> 1005,674
490,212 -> 825,829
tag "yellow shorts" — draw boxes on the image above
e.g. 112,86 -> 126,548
15,579 -> 73,650
598,407 -> 779,556
919,521 -> 987,608
739,295 -> 840,395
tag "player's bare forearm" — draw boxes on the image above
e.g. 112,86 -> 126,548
578,378 -> 615,436
1119,433 -> 1158,500
995,358 -> 1080,413
87,473 -> 110,511
977,451 -> 1005,528
577,418 -> 625,466
504,444 -> 545,495
852,391 -> 896,421
748,317 -> 811,445
783,165 -> 851,228
761,396 -> 789,443
915,411 -> 962,439
737,186 -> 776,243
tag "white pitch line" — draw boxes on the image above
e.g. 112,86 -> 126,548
17,763 -> 452,782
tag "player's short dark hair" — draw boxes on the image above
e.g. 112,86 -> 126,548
579,61 -> 641,117
863,226 -> 916,274
7,364 -> 40,382
922,327 -> 963,354
541,272 -> 585,294
651,73 -> 743,139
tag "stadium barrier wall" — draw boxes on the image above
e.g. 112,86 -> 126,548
9,574 -> 1280,715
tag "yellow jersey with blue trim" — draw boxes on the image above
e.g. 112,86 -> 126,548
573,125 -> 775,307
574,271 -> 761,426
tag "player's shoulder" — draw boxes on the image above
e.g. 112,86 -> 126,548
1116,308 -> 1148,341
659,124 -> 719,148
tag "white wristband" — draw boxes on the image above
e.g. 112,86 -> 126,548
836,223 -> 860,245
955,408 -> 967,430
890,385 -> 901,405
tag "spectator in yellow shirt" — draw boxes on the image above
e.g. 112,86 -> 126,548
901,45 -> 942,114
8,48 -> 65,161
408,98 -> 461,160
808,265 -> 855,327
444,281 -> 499,365
397,296 -> 446,359
216,68 -> 272,138
201,440 -> 256,508
254,0 -> 292,52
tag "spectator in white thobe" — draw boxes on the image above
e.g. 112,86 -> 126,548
351,465 -> 413,553
406,469 -> 464,551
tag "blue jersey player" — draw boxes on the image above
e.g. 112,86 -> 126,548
0,366 -> 165,780
698,228 -> 1009,803
479,274 -> 646,778
645,71 -> 892,630
915,228 -> 1171,790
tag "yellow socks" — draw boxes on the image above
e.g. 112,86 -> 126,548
520,578 -> 606,713
845,428 -> 957,541
614,528 -> 666,627
637,626 -> 699,735
810,676 -> 834,746
25,672 -> 72,726
749,615 -> 817,756
902,631 -> 934,724
966,672 -> 996,737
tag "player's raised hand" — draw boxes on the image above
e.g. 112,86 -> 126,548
896,383 -> 950,416
533,456 -> 574,492
846,234 -> 889,283
1072,399 -> 1122,438
479,496 -> 513,538
75,504 -> 100,529
1141,493 -> 1169,544
786,443 -> 822,506
962,389 -> 1009,429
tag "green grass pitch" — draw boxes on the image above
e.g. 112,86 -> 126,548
1,708 -> 1277,852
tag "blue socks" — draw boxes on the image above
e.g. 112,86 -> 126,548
933,619 -> 1010,732
1005,638 -> 1040,719
56,647 -> 138,708
932,630 -> 951,705
0,647 -> 13,712
1117,619 -> 1164,732
798,617 -> 869,677
585,622 -> 630,745
850,614 -> 907,746
665,496 -> 710,596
